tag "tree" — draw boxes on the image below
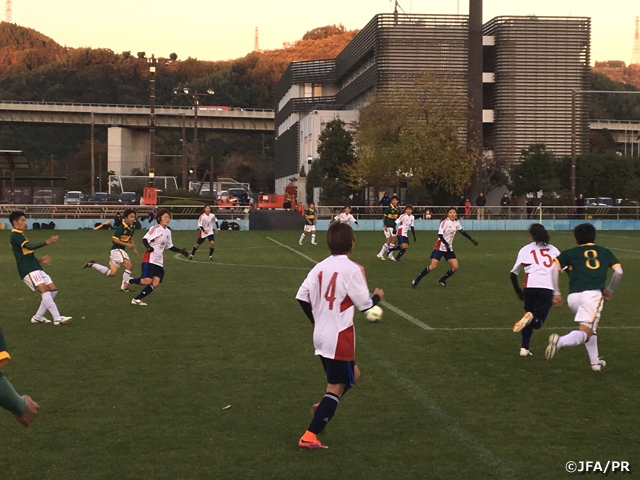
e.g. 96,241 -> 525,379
350,73 -> 477,196
305,119 -> 356,205
509,145 -> 562,198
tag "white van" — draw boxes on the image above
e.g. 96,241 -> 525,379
64,191 -> 83,205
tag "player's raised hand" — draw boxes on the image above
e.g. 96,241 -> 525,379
15,395 -> 39,427
553,294 -> 563,307
46,235 -> 59,245
38,255 -> 52,265
374,288 -> 385,302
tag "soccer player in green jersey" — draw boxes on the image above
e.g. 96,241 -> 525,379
298,202 -> 318,245
9,211 -> 72,325
377,195 -> 399,260
546,223 -> 623,371
83,209 -> 139,292
0,328 -> 40,427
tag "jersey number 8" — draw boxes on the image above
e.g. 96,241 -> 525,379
583,250 -> 600,270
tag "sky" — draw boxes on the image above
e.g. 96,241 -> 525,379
16,0 -> 638,65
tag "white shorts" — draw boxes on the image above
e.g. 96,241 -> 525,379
567,290 -> 604,333
23,270 -> 53,292
304,224 -> 316,233
109,249 -> 130,269
383,226 -> 396,239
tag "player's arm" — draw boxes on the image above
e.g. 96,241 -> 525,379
510,271 -> 524,300
604,264 -> 623,300
437,234 -> 452,251
348,270 -> 382,312
21,235 -> 58,250
295,277 -> 314,324
459,229 -> 478,246
410,225 -> 416,242
550,261 -> 563,307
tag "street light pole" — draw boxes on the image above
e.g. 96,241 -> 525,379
181,114 -> 188,190
148,55 -> 157,187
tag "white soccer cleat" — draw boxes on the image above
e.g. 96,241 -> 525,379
54,316 -> 72,326
376,253 -> 386,261
131,299 -> 147,306
519,348 -> 532,357
298,241 -> 303,245
188,254 -> 194,260
545,334 -> 559,360
31,316 -> 51,324
311,242 -> 318,245
591,359 -> 607,371
513,312 -> 534,333
209,256 -> 213,260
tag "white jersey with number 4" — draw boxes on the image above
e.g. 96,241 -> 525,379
395,213 -> 414,237
511,242 -> 560,290
142,225 -> 174,267
334,213 -> 356,224
198,212 -> 218,237
434,218 -> 462,252
296,255 -> 373,361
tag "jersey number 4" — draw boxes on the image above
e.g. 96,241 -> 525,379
317,271 -> 338,310
530,248 -> 553,267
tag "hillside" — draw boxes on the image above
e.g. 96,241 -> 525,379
593,61 -> 640,89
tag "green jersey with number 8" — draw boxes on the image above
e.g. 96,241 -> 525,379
554,244 -> 620,294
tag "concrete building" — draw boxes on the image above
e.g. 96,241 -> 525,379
274,12 -> 591,194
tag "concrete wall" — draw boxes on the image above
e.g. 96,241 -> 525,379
107,127 -> 149,175
10,218 -> 249,231
315,219 -> 640,231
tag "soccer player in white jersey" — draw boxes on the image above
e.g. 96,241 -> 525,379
333,205 -> 359,228
387,205 -> 416,262
411,206 -> 478,288
510,224 -> 560,357
295,222 -> 384,450
128,209 -> 188,305
189,205 -> 219,260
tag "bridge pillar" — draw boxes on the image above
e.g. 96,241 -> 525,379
107,127 -> 149,175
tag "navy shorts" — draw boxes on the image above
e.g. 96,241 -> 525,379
523,288 -> 553,323
397,235 -> 409,245
320,356 -> 356,386
431,250 -> 456,261
141,262 -> 164,282
196,234 -> 215,244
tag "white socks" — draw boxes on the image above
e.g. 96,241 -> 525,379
299,233 -> 305,243
40,291 -> 61,319
387,243 -> 395,256
311,234 -> 316,243
379,244 -> 388,256
91,263 -> 112,276
557,330 -> 587,349
122,269 -> 131,287
584,334 -> 600,364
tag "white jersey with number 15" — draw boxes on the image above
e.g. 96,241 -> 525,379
295,255 -> 373,361
511,242 -> 560,290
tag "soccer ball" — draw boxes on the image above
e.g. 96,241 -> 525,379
365,305 -> 383,322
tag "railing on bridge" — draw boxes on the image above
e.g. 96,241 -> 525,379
314,205 -> 640,221
0,204 -> 251,220
0,100 -> 274,113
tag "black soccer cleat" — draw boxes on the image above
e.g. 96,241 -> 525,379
411,279 -> 419,289
83,260 -> 95,269
438,280 -> 447,287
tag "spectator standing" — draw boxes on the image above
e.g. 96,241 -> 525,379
575,193 -> 586,218
500,193 -> 512,218
457,195 -> 466,218
476,192 -> 486,220
464,198 -> 471,218
379,193 -> 391,207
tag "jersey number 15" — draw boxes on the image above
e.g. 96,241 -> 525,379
530,248 -> 553,267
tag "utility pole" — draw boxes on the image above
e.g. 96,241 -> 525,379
90,112 -> 95,194
181,114 -> 188,190
193,92 -> 199,172
50,154 -> 54,189
209,156 -> 214,196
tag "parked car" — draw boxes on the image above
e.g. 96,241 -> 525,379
119,192 -> 139,205
64,191 -> 83,205
88,192 -> 109,204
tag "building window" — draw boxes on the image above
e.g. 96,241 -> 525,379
313,85 -> 323,97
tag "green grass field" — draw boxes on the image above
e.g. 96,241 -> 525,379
1,228 -> 639,479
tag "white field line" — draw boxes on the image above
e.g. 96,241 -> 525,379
266,237 -> 434,330
430,326 -> 640,331
361,341 -> 518,480
173,254 -> 309,270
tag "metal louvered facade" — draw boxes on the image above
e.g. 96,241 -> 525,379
483,16 -> 591,165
